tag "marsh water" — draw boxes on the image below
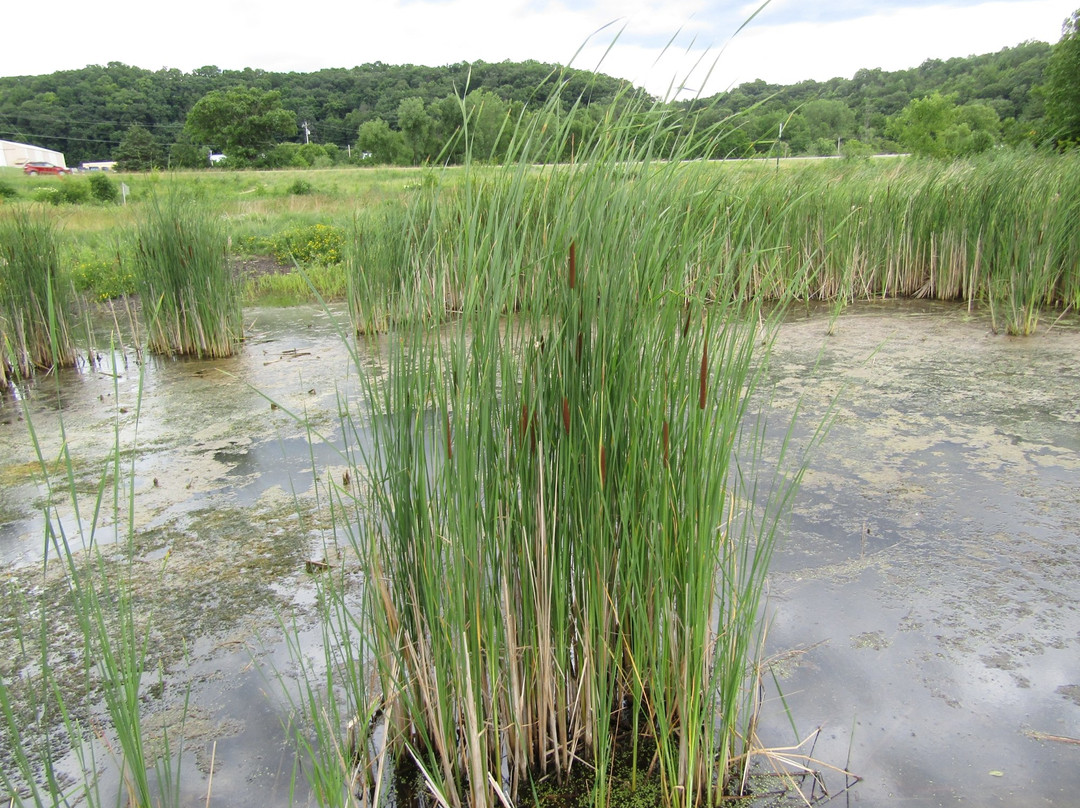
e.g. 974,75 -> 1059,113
1,301 -> 1078,806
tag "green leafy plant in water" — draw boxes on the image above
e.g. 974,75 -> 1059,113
0,208 -> 78,385
242,262 -> 346,305
131,191 -> 241,358
336,71 -> 815,808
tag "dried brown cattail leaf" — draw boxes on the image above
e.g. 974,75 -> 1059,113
699,342 -> 708,410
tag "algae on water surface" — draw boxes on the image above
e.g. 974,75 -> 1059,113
2,301 -> 1078,806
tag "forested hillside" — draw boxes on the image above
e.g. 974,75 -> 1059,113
0,60 -> 627,166
682,40 -> 1052,155
0,37 -> 1068,168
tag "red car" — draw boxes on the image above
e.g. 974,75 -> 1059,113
23,161 -> 73,176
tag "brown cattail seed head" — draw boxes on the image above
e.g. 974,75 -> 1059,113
562,397 -> 571,435
600,445 -> 607,487
699,342 -> 708,410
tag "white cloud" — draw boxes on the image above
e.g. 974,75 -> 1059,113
720,0 -> 1069,84
0,0 -> 1071,98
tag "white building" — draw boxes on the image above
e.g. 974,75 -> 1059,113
0,139 -> 68,168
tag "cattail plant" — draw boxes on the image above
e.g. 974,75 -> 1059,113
343,71 -> 807,808
0,209 -> 78,386
131,193 -> 241,357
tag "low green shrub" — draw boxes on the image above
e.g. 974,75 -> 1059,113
29,181 -> 90,205
0,180 -> 17,199
841,139 -> 874,160
234,234 -> 274,256
57,180 -> 90,204
88,172 -> 120,203
287,178 -> 315,195
31,186 -> 62,205
270,222 -> 344,265
70,248 -> 135,301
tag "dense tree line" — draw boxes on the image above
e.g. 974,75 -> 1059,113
678,39 -> 1054,158
0,60 -> 627,166
1,20 -> 1076,168
1044,9 -> 1080,146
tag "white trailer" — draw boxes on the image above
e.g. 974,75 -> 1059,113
0,139 -> 68,168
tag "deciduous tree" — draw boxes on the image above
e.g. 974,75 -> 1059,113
397,97 -> 435,163
168,131 -> 209,169
1044,8 -> 1080,145
802,99 -> 856,153
184,86 -> 297,163
357,118 -> 407,164
886,93 -> 999,157
114,124 -> 163,171
887,92 -> 956,157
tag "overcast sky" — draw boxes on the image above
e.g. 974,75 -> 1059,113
3,0 -> 1074,98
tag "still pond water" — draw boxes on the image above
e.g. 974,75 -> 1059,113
1,301 -> 1077,807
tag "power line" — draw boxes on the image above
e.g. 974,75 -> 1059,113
0,129 -> 123,145
0,112 -> 185,131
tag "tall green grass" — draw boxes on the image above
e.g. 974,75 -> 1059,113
6,153 -> 1074,337
347,151 -> 1080,337
337,78 -> 810,808
0,209 -> 78,388
701,153 -> 1080,333
130,192 -> 242,357
243,263 -> 347,305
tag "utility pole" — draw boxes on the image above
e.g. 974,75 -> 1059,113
302,121 -> 311,145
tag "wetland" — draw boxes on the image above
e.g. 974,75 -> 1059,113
2,300 -> 1077,806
